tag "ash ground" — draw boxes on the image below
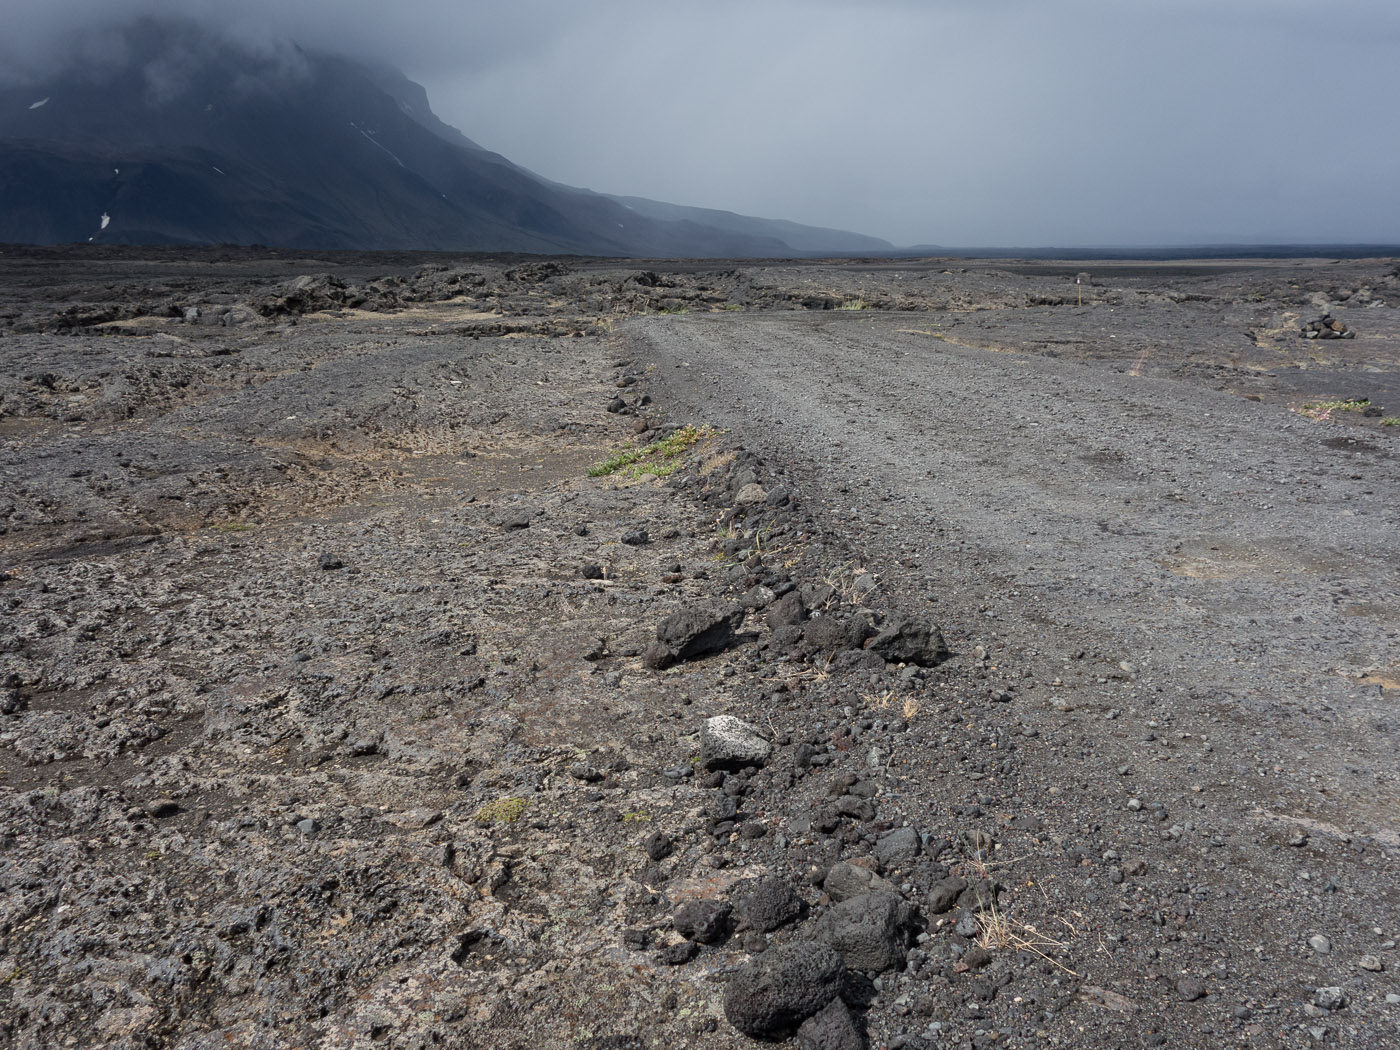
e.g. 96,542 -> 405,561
1,247 -> 1398,1050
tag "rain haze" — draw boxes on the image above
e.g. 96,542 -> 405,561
3,0 -> 1398,248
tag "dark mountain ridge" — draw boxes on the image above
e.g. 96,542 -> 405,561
0,19 -> 891,256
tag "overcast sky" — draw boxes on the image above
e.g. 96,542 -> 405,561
5,0 -> 1399,246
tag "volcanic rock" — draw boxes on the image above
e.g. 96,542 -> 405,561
723,941 -> 848,1039
700,715 -> 772,772
810,892 -> 918,972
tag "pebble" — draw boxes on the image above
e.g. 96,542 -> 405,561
1309,935 -> 1332,955
1176,977 -> 1207,1002
1314,987 -> 1346,1011
1359,955 -> 1384,972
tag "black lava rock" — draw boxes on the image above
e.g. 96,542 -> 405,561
736,877 -> 806,933
866,618 -> 948,667
674,899 -> 732,945
724,941 -> 848,1040
810,892 -> 918,973
643,830 -> 674,862
797,998 -> 866,1050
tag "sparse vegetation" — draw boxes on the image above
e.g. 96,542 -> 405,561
1382,417 -> 1399,426
973,897 -> 1078,976
588,424 -> 716,480
863,690 -> 895,710
1298,397 -> 1370,420
699,449 -> 737,476
473,797 -> 529,825
819,560 -> 877,606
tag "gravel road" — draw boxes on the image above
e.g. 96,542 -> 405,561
633,310 -> 1400,843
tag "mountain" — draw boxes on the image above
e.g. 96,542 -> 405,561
0,20 -> 886,257
604,196 -> 893,255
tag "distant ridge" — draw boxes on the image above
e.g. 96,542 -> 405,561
0,18 -> 884,257
605,196 -> 894,255
897,244 -> 1400,261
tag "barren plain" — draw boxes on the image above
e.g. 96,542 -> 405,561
1,247 -> 1398,1050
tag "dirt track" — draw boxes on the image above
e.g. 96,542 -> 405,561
632,311 -> 1400,823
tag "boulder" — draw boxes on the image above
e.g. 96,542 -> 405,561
766,591 -> 807,630
926,876 -> 967,914
823,861 -> 898,903
873,827 -> 922,869
866,618 -> 948,667
735,483 -> 767,506
802,615 -> 872,653
642,830 -> 674,862
797,998 -> 866,1050
700,715 -> 772,772
674,899 -> 732,945
770,624 -> 805,651
810,892 -> 918,972
723,941 -> 847,1040
645,602 -> 746,669
736,877 -> 806,933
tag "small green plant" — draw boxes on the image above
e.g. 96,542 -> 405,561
622,810 -> 651,823
838,299 -> 869,311
1381,417 -> 1399,426
1299,398 -> 1370,421
587,425 -> 716,480
474,797 -> 528,825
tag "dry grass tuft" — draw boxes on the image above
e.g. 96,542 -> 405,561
700,449 -> 738,476
970,881 -> 1079,976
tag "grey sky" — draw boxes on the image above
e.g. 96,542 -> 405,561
5,0 -> 1398,246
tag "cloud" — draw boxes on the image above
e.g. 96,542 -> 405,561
2,0 -> 1397,245
0,1 -> 591,81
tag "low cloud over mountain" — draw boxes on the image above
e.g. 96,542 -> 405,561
0,18 -> 890,255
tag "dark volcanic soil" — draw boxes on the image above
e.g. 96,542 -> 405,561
1,247 -> 1398,1050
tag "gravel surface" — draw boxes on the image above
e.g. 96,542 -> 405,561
633,310 -> 1400,815
2,248 -> 1398,1050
